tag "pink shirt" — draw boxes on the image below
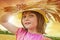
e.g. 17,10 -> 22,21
16,28 -> 46,40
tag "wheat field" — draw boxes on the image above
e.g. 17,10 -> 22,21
0,34 -> 16,40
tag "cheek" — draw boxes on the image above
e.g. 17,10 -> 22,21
30,18 -> 37,26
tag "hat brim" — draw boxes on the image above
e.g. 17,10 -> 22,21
17,8 -> 48,23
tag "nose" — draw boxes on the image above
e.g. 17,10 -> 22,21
25,17 -> 29,21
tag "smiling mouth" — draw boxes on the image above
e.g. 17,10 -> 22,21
25,22 -> 31,25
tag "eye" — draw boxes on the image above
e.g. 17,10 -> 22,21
22,16 -> 26,18
29,14 -> 34,17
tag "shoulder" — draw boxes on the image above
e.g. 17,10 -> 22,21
16,28 -> 27,34
17,28 -> 27,33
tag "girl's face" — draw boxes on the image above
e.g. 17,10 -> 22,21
22,12 -> 37,29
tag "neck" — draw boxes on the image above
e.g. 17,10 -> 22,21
28,28 -> 42,34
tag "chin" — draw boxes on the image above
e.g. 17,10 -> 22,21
25,26 -> 31,29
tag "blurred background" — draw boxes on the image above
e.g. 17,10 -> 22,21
0,0 -> 60,40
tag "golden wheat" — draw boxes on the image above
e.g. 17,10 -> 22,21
0,34 -> 16,40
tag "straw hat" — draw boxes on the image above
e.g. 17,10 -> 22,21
17,8 -> 48,23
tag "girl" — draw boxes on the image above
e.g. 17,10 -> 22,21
0,8 -> 51,40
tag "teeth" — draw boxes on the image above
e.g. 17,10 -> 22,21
25,22 -> 30,25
